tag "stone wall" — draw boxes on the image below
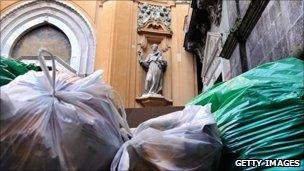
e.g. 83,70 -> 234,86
229,44 -> 242,78
245,0 -> 304,69
226,0 -> 251,27
229,0 -> 304,76
184,0 -> 303,91
203,0 -> 252,84
226,0 -> 238,27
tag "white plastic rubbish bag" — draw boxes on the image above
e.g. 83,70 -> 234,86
111,104 -> 222,171
0,50 -> 130,171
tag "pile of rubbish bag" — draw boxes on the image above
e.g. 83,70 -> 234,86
111,104 -> 222,171
0,56 -> 39,86
0,51 -> 222,171
188,57 -> 304,170
1,52 -> 303,171
0,52 -> 131,170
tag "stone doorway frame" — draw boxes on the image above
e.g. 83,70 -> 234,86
0,0 -> 96,75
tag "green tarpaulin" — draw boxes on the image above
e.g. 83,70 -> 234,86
0,56 -> 39,86
188,57 -> 304,170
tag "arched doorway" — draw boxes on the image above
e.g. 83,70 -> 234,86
0,0 -> 96,75
11,24 -> 71,64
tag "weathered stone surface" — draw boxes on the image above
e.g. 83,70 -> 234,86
269,1 -> 281,22
261,9 -> 271,31
275,14 -> 286,37
239,1 -> 251,18
229,44 -> 242,77
251,43 -> 265,68
243,0 -> 303,69
261,31 -> 272,53
287,14 -> 304,57
227,0 -> 238,27
274,36 -> 289,60
287,0 -> 303,26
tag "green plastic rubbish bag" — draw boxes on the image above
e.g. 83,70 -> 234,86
0,56 -> 39,86
188,57 -> 304,171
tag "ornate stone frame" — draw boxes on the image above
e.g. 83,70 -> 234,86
135,1 -> 173,103
0,0 -> 97,75
202,32 -> 230,90
202,32 -> 222,77
136,1 -> 172,54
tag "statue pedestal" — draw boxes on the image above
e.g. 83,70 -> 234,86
136,94 -> 173,107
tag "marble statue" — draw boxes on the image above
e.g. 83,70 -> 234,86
138,44 -> 167,96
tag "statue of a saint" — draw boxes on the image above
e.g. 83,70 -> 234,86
138,44 -> 167,96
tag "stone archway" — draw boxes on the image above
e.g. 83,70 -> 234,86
0,0 -> 96,74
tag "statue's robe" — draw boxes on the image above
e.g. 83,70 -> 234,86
140,51 -> 167,95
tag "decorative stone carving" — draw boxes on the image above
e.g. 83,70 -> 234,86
183,0 -> 223,62
135,44 -> 172,107
196,0 -> 222,26
201,32 -> 230,91
202,32 -> 223,77
135,2 -> 173,107
138,44 -> 167,96
0,0 -> 96,75
137,3 -> 172,35
183,11 -> 210,61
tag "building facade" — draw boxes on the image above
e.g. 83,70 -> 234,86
184,0 -> 304,91
1,0 -> 198,108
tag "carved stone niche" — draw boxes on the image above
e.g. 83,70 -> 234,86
137,34 -> 171,56
136,34 -> 172,107
136,2 -> 173,107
